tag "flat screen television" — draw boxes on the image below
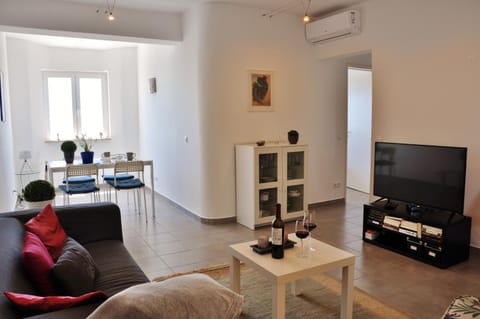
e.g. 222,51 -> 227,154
373,142 -> 467,213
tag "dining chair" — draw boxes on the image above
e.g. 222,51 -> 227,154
102,173 -> 134,201
58,164 -> 100,205
105,160 -> 147,222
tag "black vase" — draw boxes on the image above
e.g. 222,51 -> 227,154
81,151 -> 94,164
64,152 -> 75,164
288,131 -> 299,144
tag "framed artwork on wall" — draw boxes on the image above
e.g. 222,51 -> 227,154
248,69 -> 273,112
0,71 -> 5,122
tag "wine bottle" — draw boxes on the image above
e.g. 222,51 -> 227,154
271,203 -> 284,259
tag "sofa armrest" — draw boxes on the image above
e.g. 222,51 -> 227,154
1,203 -> 123,244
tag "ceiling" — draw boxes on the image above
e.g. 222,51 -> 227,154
55,0 -> 366,17
8,0 -> 365,49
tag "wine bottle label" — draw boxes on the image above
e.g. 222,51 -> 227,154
272,228 -> 283,245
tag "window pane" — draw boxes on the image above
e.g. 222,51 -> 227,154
79,77 -> 104,138
48,77 -> 74,140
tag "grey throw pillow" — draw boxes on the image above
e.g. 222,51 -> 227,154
87,273 -> 243,319
52,237 -> 97,296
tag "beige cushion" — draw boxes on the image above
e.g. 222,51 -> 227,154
87,273 -> 243,319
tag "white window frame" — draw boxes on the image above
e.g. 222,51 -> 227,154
43,71 -> 110,141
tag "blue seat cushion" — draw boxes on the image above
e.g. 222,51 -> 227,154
59,183 -> 99,194
62,176 -> 96,184
106,178 -> 144,190
102,173 -> 135,181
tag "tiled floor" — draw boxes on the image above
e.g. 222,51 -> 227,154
112,188 -> 479,319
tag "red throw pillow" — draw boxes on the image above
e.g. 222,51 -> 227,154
4,291 -> 106,314
22,232 -> 56,296
25,204 -> 67,261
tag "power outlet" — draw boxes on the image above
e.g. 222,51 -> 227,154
333,182 -> 341,188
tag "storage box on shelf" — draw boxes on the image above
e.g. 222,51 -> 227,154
235,143 -> 308,229
363,201 -> 471,268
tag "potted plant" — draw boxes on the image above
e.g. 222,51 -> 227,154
61,140 -> 77,164
23,179 -> 56,209
78,134 -> 95,164
288,130 -> 299,144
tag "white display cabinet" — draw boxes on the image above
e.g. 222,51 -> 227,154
235,143 -> 308,229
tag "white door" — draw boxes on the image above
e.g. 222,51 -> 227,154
347,67 -> 372,193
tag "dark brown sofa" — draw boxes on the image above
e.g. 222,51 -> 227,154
0,202 -> 149,319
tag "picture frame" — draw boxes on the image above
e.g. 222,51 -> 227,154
248,69 -> 274,112
0,71 -> 5,122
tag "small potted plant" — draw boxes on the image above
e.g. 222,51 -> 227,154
23,179 -> 56,209
288,130 -> 299,144
78,134 -> 95,164
61,140 -> 77,164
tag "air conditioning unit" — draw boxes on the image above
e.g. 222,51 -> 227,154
305,10 -> 360,43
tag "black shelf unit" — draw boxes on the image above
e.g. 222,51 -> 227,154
363,201 -> 471,268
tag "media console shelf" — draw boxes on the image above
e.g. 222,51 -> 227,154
363,201 -> 471,268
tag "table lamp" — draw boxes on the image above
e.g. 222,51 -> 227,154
18,150 -> 32,174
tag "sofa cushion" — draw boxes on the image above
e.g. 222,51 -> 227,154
84,240 -> 149,297
0,218 -> 37,319
22,232 -> 56,296
86,274 -> 243,319
4,291 -> 106,315
24,205 -> 66,261
441,295 -> 480,319
52,237 -> 98,296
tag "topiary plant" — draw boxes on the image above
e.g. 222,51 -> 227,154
23,180 -> 56,202
61,140 -> 77,153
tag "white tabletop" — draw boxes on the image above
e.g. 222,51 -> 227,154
229,234 -> 355,280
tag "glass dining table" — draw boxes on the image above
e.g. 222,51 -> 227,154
46,159 -> 155,216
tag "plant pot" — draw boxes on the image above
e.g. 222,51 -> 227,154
288,131 -> 299,144
25,199 -> 54,209
81,151 -> 94,164
64,151 -> 75,164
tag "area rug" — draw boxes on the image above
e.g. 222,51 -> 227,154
154,264 -> 414,319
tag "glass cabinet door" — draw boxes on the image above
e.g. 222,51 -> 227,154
258,153 -> 278,184
258,187 -> 278,219
287,151 -> 304,180
286,184 -> 304,214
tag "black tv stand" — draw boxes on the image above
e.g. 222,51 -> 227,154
363,200 -> 471,268
384,199 -> 398,210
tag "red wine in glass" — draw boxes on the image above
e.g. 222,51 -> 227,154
304,222 -> 317,232
295,219 -> 308,257
295,230 -> 309,239
304,211 -> 317,252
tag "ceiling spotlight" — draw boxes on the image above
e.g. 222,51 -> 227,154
302,0 -> 312,23
108,13 -> 115,21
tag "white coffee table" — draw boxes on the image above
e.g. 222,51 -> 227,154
229,234 -> 355,319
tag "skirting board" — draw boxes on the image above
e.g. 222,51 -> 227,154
308,198 -> 345,208
158,192 -> 345,225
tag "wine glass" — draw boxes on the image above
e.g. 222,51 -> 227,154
304,210 -> 317,252
295,219 -> 309,257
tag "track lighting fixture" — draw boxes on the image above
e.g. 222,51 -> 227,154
96,0 -> 116,21
261,0 -> 312,23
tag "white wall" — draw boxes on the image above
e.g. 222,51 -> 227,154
0,32 -> 16,210
137,5 -> 204,217
6,37 -> 139,186
137,3 -> 348,220
314,0 -> 480,246
0,0 -> 181,42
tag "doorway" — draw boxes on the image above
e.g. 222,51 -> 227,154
346,66 -> 372,193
